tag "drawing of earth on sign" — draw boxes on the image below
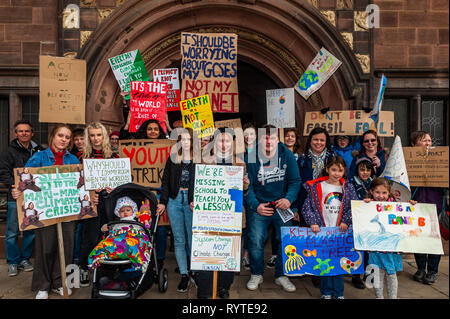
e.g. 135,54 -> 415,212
355,214 -> 405,251
297,70 -> 319,91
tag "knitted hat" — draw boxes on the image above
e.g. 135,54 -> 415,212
109,131 -> 120,138
114,196 -> 138,218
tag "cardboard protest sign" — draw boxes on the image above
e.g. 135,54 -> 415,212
181,32 -> 239,113
295,48 -> 342,100
351,200 -> 444,255
192,164 -> 244,234
108,49 -> 150,100
119,139 -> 176,188
153,68 -> 180,111
190,232 -> 241,272
129,81 -> 168,133
180,94 -> 215,138
119,139 -> 176,226
303,110 -> 394,137
14,165 -> 97,231
214,118 -> 242,130
39,55 -> 86,124
281,226 -> 364,276
403,146 -> 449,188
83,158 -> 131,190
266,88 -> 295,128
381,136 -> 411,202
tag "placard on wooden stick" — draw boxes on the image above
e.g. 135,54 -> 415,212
14,164 -> 97,231
14,164 -> 97,299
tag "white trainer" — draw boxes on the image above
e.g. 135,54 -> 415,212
275,276 -> 296,292
35,290 -> 49,299
246,274 -> 263,291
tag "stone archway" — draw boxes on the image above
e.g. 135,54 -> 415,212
78,0 -> 369,130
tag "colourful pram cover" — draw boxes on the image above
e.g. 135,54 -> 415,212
88,224 -> 152,272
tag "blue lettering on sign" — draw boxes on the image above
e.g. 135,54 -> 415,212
203,264 -> 221,271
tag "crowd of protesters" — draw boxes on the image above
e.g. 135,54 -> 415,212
0,111 -> 448,299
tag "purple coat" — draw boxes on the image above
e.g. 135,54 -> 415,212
412,187 -> 445,215
301,176 -> 358,227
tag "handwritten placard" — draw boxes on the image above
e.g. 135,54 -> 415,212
14,165 -> 97,231
129,81 -> 168,133
266,88 -> 295,128
351,200 -> 444,255
281,226 -> 364,276
190,233 -> 241,272
403,146 -> 449,188
214,118 -> 242,130
39,55 -> 86,124
83,158 -> 131,190
181,32 -> 239,113
303,110 -> 394,137
295,48 -> 342,100
118,139 -> 176,188
180,94 -> 215,138
109,49 -> 150,100
153,68 -> 180,111
192,164 -> 244,234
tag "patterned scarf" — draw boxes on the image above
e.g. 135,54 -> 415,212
309,149 -> 329,179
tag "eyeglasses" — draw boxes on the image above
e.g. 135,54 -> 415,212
363,139 -> 377,143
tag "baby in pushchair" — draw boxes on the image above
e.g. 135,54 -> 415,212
89,183 -> 167,298
88,196 -> 152,273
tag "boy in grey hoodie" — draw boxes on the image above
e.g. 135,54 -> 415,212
244,125 -> 301,292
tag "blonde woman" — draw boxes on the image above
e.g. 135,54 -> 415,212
78,122 -> 119,287
80,122 -> 115,161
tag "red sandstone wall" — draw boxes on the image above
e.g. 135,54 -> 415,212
373,0 -> 449,69
0,0 -> 58,66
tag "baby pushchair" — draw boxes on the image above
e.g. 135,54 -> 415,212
91,183 -> 168,299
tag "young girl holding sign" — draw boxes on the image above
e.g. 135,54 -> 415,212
192,128 -> 249,299
301,156 -> 358,299
363,178 -> 416,299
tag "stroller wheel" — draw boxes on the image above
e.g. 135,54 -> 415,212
158,268 -> 168,293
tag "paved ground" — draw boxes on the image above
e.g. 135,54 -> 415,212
0,249 -> 448,300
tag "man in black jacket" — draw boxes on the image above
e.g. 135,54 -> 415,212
0,120 -> 43,277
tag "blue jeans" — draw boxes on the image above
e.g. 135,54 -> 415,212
5,201 -> 35,265
247,209 -> 292,278
320,275 -> 344,298
167,190 -> 193,275
320,275 -> 344,297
